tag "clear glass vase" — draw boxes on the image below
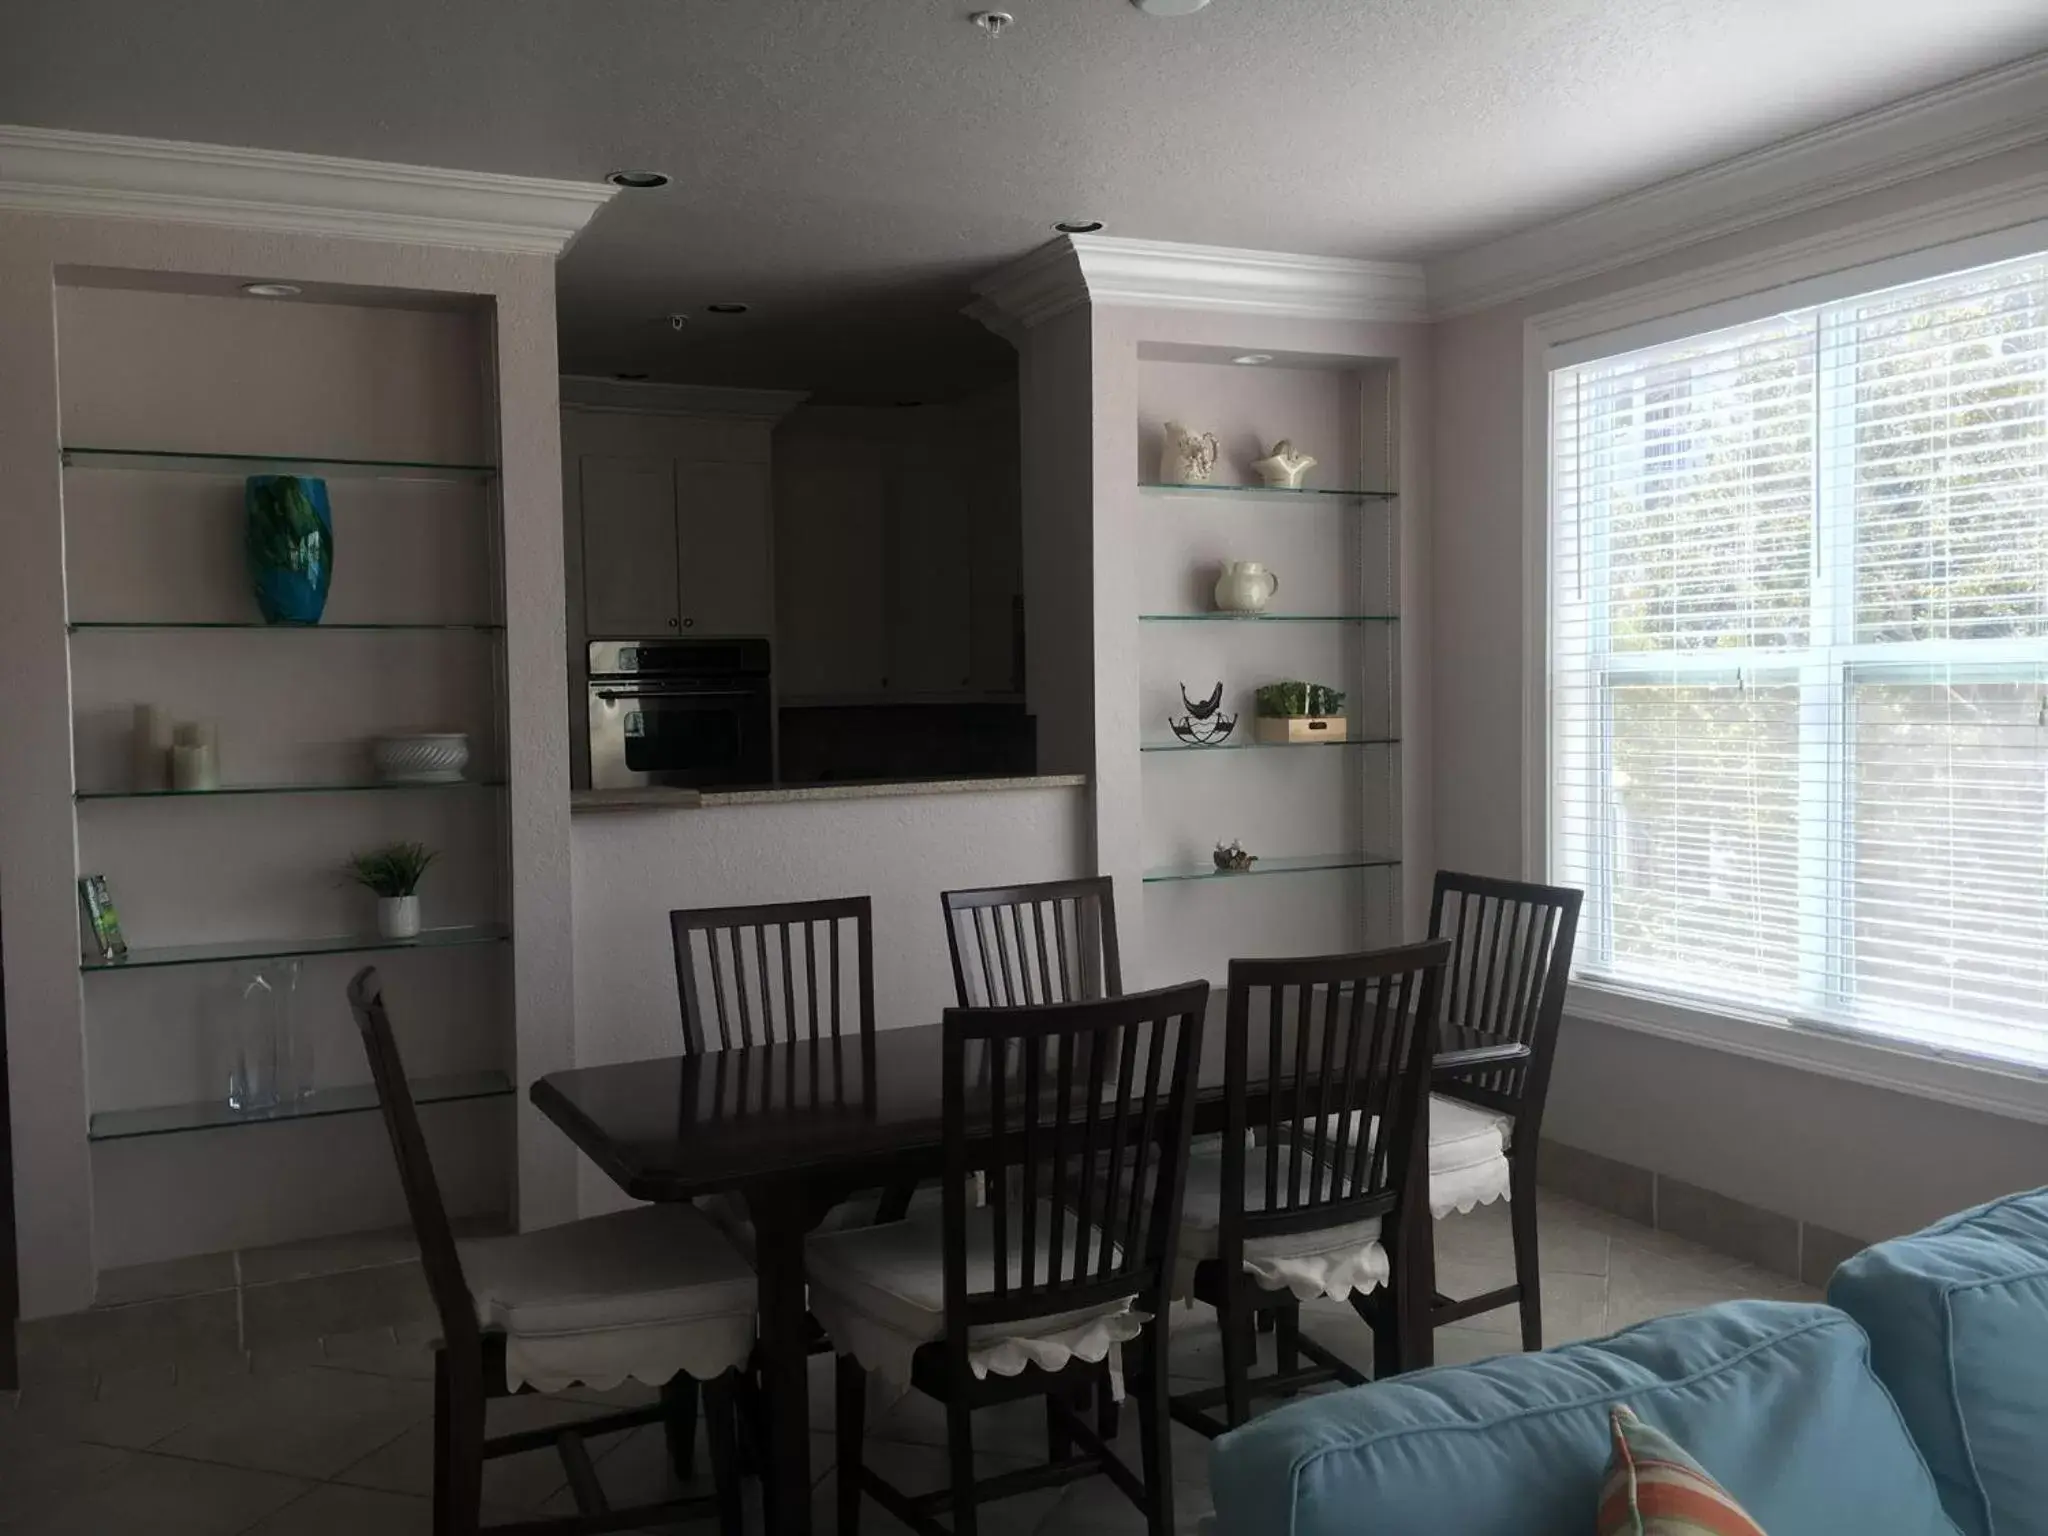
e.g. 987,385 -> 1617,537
227,958 -> 305,1110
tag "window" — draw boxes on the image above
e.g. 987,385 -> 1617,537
1551,250 -> 2048,1071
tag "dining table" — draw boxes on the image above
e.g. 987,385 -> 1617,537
532,1016 -> 1528,1536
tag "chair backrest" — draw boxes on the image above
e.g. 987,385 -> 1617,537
1218,941 -> 1451,1264
941,981 -> 1208,1341
670,895 -> 875,1052
345,966 -> 480,1360
940,876 -> 1122,1007
1428,871 -> 1582,1119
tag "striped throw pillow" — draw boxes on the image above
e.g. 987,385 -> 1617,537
1598,1405 -> 1769,1536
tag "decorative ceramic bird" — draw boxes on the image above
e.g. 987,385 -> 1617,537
1252,440 -> 1318,489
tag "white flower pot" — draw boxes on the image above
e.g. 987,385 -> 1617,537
377,895 -> 421,940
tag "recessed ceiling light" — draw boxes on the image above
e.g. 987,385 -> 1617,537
607,169 -> 670,189
971,11 -> 1014,36
240,281 -> 301,298
705,303 -> 750,316
1055,220 -> 1105,235
1131,0 -> 1212,13
1232,353 -> 1274,366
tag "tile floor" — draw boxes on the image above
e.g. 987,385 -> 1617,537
0,1193 -> 1821,1534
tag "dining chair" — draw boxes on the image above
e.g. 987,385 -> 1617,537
1425,871 -> 1582,1350
670,894 -> 876,1052
941,876 -> 1122,1007
1170,940 -> 1450,1438
347,967 -> 753,1536
810,980 -> 1209,1536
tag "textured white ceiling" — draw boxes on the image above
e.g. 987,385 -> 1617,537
5,0 -> 2047,399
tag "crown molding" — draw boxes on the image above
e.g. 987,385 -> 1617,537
0,125 -> 615,256
970,233 -> 1428,333
1428,50 -> 2048,319
560,376 -> 810,422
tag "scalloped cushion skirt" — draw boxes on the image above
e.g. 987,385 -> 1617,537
1292,1095 -> 1515,1217
805,1202 -> 1146,1392
461,1204 -> 757,1395
1167,1143 -> 1392,1303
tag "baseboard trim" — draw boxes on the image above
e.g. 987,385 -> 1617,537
1536,1138 -> 1864,1290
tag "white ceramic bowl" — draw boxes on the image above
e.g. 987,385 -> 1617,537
373,733 -> 471,784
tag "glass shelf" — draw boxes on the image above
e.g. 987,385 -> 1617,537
1142,852 -> 1402,884
1140,737 -> 1398,753
88,1069 -> 514,1142
77,779 -> 506,802
1138,482 -> 1396,503
69,619 -> 504,632
81,923 -> 511,972
1137,613 -> 1398,624
62,447 -> 497,483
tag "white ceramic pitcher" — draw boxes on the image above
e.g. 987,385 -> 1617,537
1214,561 -> 1280,613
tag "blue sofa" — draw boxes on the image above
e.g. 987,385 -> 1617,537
1209,1188 -> 2048,1536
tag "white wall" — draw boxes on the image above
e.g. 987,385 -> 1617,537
1431,142 -> 2048,1241
568,785 -> 1090,1213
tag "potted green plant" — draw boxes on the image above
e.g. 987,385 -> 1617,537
1252,680 -> 1348,744
346,841 -> 437,939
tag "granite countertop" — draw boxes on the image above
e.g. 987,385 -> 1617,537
571,773 -> 1087,812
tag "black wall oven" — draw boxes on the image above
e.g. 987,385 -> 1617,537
587,638 -> 773,789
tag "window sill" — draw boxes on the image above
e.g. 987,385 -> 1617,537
1565,979 -> 2048,1127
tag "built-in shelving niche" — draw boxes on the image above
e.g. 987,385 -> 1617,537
1134,344 -> 1406,987
58,278 -> 515,1274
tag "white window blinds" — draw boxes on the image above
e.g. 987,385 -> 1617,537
1550,249 -> 2048,1071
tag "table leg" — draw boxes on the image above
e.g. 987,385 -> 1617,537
750,1182 -> 816,1536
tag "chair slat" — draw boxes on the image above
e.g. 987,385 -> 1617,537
941,878 -> 1122,1011
669,898 -> 876,1055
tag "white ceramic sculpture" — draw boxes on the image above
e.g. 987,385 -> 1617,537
1159,422 -> 1220,484
1251,440 -> 1318,489
1214,560 -> 1280,614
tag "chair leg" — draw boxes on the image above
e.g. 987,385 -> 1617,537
1218,1296 -> 1255,1429
1045,1381 -> 1075,1462
947,1393 -> 978,1536
433,1346 -> 484,1536
1132,1325 -> 1175,1536
662,1373 -> 700,1482
836,1354 -> 867,1536
1510,1149 -> 1543,1352
1273,1304 -> 1301,1394
704,1372 -> 746,1536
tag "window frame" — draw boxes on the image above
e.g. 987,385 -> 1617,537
1521,212 -> 2048,1125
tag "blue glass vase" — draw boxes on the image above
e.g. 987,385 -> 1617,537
244,475 -> 333,625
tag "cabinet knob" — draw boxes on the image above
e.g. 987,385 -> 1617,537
667,618 -> 679,630
682,617 -> 695,629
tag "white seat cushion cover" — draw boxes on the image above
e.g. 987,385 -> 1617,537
1171,1144 -> 1388,1302
1425,1094 -> 1514,1214
804,1201 -> 1145,1389
462,1204 -> 756,1394
699,1188 -> 904,1261
1295,1094 -> 1514,1218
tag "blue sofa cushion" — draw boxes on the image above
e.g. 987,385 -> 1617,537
1209,1301 -> 1957,1536
1828,1187 -> 2048,1536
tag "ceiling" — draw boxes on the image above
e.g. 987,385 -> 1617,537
6,1 -> 2048,402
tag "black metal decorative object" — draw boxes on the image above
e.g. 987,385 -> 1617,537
1168,681 -> 1236,746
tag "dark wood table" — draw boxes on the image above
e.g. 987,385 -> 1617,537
533,1021 -> 1526,1536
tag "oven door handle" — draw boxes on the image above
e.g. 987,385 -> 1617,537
595,685 -> 756,703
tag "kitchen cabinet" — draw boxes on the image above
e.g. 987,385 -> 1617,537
776,450 -> 891,697
580,456 -> 680,636
677,460 -> 772,638
774,394 -> 1022,702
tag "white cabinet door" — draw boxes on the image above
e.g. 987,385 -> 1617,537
776,453 -> 890,697
676,460 -> 772,637
890,449 -> 975,693
579,456 -> 680,637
